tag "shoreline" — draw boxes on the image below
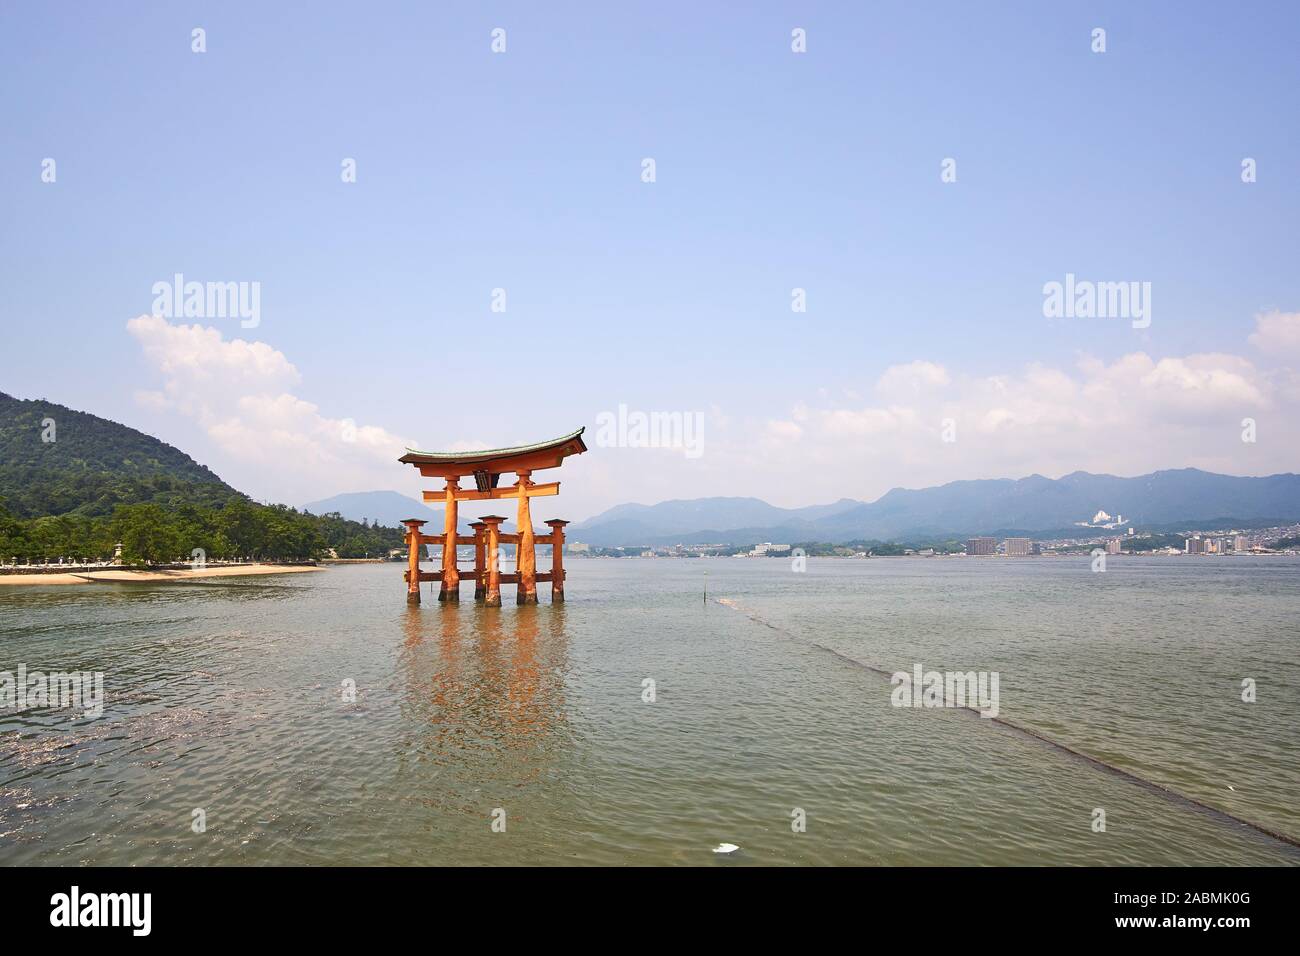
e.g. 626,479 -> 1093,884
0,564 -> 325,586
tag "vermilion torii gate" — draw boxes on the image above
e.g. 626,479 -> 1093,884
398,428 -> 587,606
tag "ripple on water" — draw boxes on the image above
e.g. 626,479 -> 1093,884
0,560 -> 1296,864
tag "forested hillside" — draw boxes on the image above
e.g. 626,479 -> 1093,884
0,392 -> 402,563
0,391 -> 237,517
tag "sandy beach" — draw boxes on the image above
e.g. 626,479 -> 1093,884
0,564 -> 324,586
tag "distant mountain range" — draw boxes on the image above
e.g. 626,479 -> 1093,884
309,469 -> 1300,545
566,469 -> 1300,546
302,490 -> 437,528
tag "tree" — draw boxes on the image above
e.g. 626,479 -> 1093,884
113,504 -> 182,565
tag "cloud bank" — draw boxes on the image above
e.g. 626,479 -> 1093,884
127,311 -> 1299,516
127,315 -> 414,504
748,311 -> 1295,505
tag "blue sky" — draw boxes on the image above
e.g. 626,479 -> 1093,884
3,2 -> 1298,518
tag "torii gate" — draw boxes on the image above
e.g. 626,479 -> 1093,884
397,428 -> 587,606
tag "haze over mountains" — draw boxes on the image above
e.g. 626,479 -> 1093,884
307,470 -> 1300,546
572,470 -> 1300,546
302,490 -> 438,528
300,490 -> 499,536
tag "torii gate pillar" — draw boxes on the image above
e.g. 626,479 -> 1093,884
401,518 -> 427,605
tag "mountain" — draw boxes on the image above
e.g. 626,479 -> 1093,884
0,391 -> 239,518
302,490 -> 437,529
827,469 -> 1300,540
570,470 -> 1300,546
0,391 -> 405,562
570,496 -> 861,544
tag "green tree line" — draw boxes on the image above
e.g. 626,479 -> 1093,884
0,498 -> 404,566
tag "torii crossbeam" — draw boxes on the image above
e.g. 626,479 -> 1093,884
397,428 -> 587,606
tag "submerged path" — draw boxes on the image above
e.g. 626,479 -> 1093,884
715,596 -> 1300,853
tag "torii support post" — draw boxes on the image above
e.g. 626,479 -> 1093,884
546,519 -> 568,603
470,521 -> 487,602
480,516 -> 505,607
516,471 -> 538,605
401,518 -> 427,605
439,478 -> 460,602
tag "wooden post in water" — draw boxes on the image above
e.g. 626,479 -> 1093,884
439,478 -> 460,602
401,518 -> 427,605
470,521 -> 486,602
480,516 -> 505,607
545,519 -> 568,603
515,470 -> 538,604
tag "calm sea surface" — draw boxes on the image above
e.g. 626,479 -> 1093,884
2,557 -> 1297,865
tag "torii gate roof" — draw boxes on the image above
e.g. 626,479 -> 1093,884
398,427 -> 587,477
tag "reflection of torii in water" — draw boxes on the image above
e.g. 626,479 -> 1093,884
397,429 -> 587,607
398,603 -> 572,754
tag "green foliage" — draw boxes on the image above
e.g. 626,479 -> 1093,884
0,392 -> 239,518
0,391 -> 403,565
0,499 -> 402,565
869,542 -> 908,556
114,503 -> 183,565
1122,533 -> 1187,552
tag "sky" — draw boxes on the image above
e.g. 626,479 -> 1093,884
2,1 -> 1298,521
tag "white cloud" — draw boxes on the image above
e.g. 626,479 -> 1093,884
748,348 -> 1296,504
128,314 -> 299,391
126,315 -> 414,503
434,438 -> 495,453
1248,310 -> 1300,356
815,405 -> 916,436
876,360 -> 950,397
765,419 -> 803,441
